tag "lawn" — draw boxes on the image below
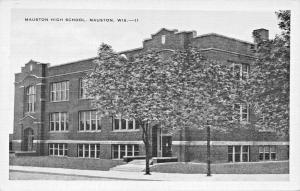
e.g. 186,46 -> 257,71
150,161 -> 289,174
9,154 -> 124,171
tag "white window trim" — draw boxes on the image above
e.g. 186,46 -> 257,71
228,145 -> 249,163
234,103 -> 249,123
79,78 -> 92,99
161,35 -> 166,44
26,86 -> 36,113
232,63 -> 249,80
113,118 -> 139,132
77,144 -> 100,159
49,112 -> 69,132
78,111 -> 102,132
50,81 -> 69,102
48,143 -> 68,156
259,146 -> 277,161
112,144 -> 139,159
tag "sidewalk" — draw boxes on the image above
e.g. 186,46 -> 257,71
9,165 -> 289,181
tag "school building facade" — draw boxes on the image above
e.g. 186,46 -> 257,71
11,28 -> 289,163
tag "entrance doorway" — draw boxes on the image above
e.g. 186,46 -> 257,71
151,126 -> 172,157
23,128 -> 34,151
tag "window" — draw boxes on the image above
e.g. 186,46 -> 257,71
232,63 -> 249,80
48,143 -> 68,156
79,78 -> 90,99
50,112 -> 69,132
259,146 -> 276,161
79,111 -> 102,132
50,81 -> 69,102
26,86 -> 36,112
112,144 -> 139,159
113,117 -> 138,131
161,35 -> 166,44
228,145 -> 249,162
233,103 -> 249,122
77,144 -> 100,158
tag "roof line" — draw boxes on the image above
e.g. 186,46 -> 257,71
48,57 -> 98,68
150,28 -> 178,37
118,47 -> 143,54
193,33 -> 254,45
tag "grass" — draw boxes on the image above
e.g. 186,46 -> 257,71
150,161 -> 289,174
9,154 -> 124,171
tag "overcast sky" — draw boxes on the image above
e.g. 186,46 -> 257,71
7,9 -> 282,133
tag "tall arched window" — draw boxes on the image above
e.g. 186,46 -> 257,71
26,85 -> 36,112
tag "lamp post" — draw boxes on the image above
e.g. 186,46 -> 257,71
206,123 -> 211,176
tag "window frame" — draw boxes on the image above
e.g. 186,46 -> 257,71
49,112 -> 69,132
111,144 -> 139,159
228,145 -> 250,163
77,144 -> 100,159
161,35 -> 166,44
50,81 -> 69,102
48,143 -> 68,156
113,117 -> 138,132
79,78 -> 91,99
26,85 -> 36,113
259,146 -> 277,161
232,63 -> 250,80
78,110 -> 102,132
233,103 -> 250,123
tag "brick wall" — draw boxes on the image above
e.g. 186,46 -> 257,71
12,28 -> 288,163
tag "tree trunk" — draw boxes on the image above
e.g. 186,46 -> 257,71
144,139 -> 151,175
206,124 -> 211,176
142,122 -> 151,175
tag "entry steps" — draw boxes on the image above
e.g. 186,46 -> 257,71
109,159 -> 147,172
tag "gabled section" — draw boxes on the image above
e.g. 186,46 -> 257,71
150,28 -> 178,38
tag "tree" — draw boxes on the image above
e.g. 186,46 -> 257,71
84,44 -> 180,175
248,10 -> 290,135
168,47 -> 244,176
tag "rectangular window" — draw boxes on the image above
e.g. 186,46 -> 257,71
78,111 -> 101,132
77,144 -> 100,159
234,146 -> 241,162
111,144 -> 139,159
161,35 -> 166,44
48,143 -> 67,156
78,144 -> 83,157
228,145 -> 249,163
259,146 -> 276,161
232,63 -> 249,80
113,117 -> 138,131
49,112 -> 69,132
26,86 -> 36,112
79,78 -> 90,99
228,146 -> 233,162
50,81 -> 69,102
233,103 -> 249,122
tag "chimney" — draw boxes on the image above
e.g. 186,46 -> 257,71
252,28 -> 269,43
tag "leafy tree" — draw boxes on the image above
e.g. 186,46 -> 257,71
248,10 -> 290,135
84,44 -> 180,175
168,48 -> 245,176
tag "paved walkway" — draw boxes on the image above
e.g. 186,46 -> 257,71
9,165 -> 289,181
109,159 -> 145,172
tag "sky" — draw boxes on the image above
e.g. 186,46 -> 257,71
6,9 -> 282,133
